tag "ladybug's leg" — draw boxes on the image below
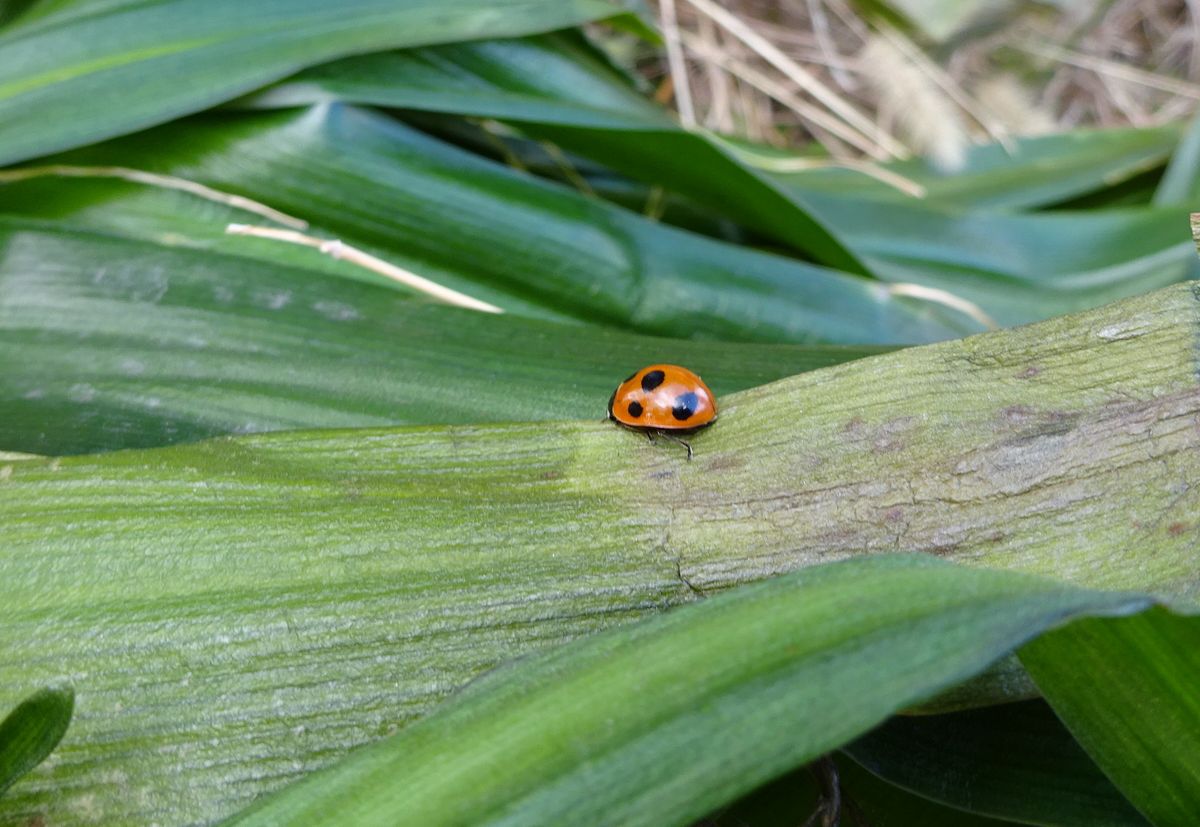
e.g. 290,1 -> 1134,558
660,432 -> 693,461
645,430 -> 657,444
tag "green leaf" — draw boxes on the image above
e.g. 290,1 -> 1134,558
239,31 -> 671,130
0,215 -> 884,455
835,754 -> 1024,827
239,39 -> 1194,322
844,701 -> 1148,826
251,34 -> 1178,212
0,284 -> 1196,825
1021,608 -> 1200,827
221,555 -> 1151,827
0,0 -> 634,167
19,105 -> 973,343
1154,111 -> 1200,205
771,126 -> 1180,210
695,755 -> 1024,826
241,33 -> 869,271
0,687 -> 74,798
790,191 -> 1198,326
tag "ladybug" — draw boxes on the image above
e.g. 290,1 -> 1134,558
607,364 -> 717,460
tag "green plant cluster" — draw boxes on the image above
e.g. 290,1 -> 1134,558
0,2 -> 1197,825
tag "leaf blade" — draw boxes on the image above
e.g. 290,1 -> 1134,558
844,701 -> 1148,826
0,0 -> 632,166
0,687 -> 74,798
0,214 -> 888,454
1021,608 -> 1200,827
0,284 -> 1195,824
18,106 -> 974,343
220,556 -> 1152,827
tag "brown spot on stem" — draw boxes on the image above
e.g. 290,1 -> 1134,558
1001,405 -> 1036,423
705,453 -> 745,472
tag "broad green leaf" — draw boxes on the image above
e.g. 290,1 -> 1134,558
0,687 -> 74,798
1021,608 -> 1200,827
845,701 -> 1148,826
696,755 -> 1023,826
241,33 -> 869,271
0,0 -> 636,167
221,556 -> 1151,827
238,40 -> 1194,322
0,215 -> 885,455
26,106 -> 974,343
0,284 -> 1196,824
836,755 -> 1023,827
251,34 -> 1178,210
796,192 -> 1198,326
770,126 -> 1180,210
239,31 -> 671,130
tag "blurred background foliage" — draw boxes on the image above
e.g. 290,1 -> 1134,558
633,0 -> 1199,152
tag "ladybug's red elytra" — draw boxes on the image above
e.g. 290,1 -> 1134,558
607,364 -> 717,460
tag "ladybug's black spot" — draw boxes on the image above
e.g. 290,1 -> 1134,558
672,392 -> 699,421
641,369 -> 665,392
627,400 -> 644,418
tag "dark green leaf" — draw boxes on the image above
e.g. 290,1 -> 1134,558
771,127 -> 1179,210
241,39 -> 1194,323
241,33 -> 868,270
220,555 -> 1151,827
25,106 -> 974,343
0,0 -> 634,167
239,31 -> 670,130
0,215 -> 885,454
1021,608 -> 1200,827
845,700 -> 1148,826
836,754 -> 1023,827
696,753 -> 1022,825
0,687 -> 74,798
795,191 -> 1198,326
695,755 -> 1025,826
253,35 -> 1177,210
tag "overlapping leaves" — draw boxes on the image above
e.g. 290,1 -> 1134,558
1,3 -> 1198,826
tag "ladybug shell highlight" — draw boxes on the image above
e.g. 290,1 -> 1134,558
607,365 -> 717,431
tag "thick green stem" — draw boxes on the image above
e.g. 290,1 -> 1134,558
667,282 -> 1200,599
0,284 -> 1197,825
